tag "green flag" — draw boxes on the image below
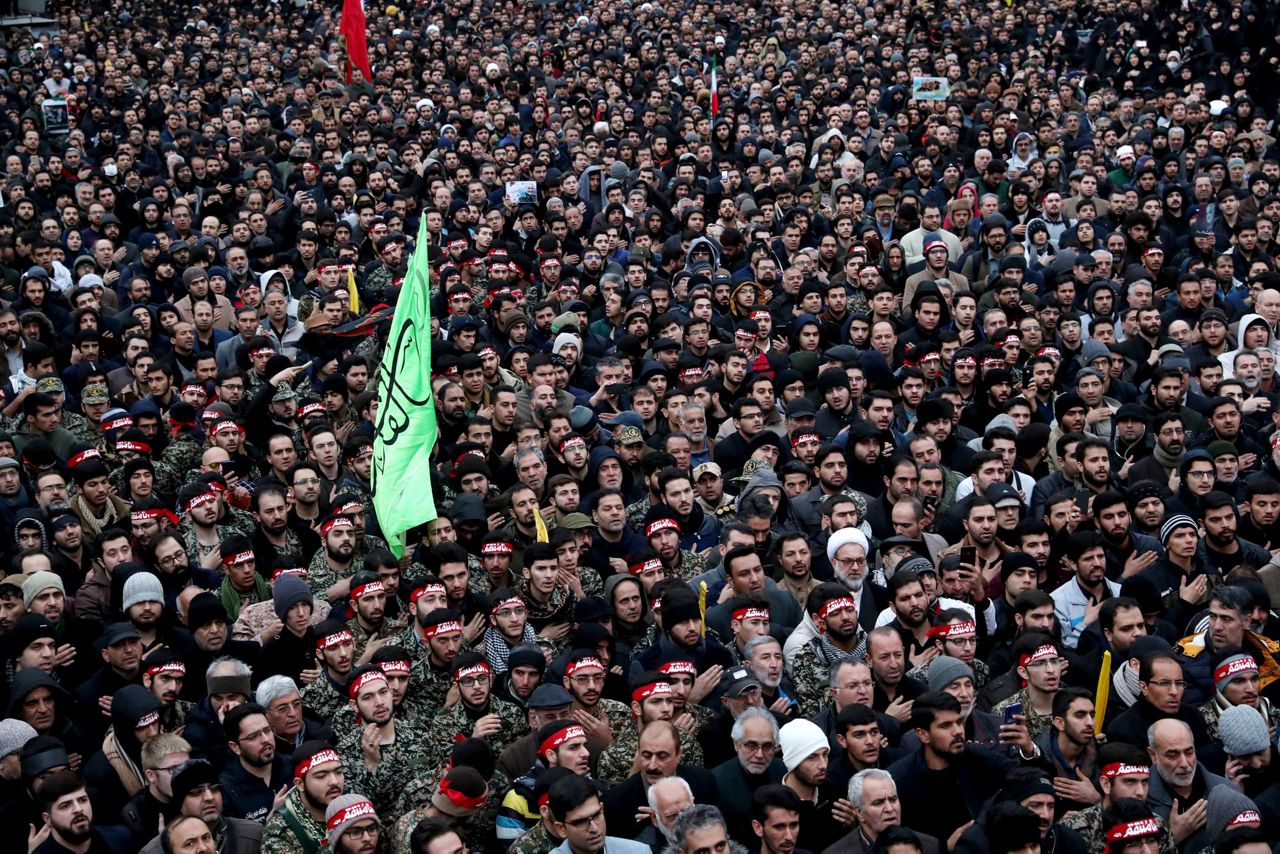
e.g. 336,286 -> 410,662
371,218 -> 438,557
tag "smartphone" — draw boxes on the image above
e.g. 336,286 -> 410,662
922,495 -> 939,512
1003,702 -> 1023,725
960,546 -> 977,567
607,383 -> 628,396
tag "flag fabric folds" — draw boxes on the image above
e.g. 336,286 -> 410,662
371,218 -> 437,557
339,0 -> 373,84
710,57 -> 719,117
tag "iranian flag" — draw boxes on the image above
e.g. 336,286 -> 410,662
710,56 -> 718,116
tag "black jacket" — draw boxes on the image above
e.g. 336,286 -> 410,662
886,746 -> 1019,843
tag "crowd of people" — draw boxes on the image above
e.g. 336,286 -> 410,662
2,1 -> 1280,854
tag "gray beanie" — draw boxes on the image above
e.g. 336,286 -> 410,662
21,571 -> 64,608
1205,784 -> 1261,844
0,719 -> 37,759
1218,704 -> 1270,756
122,571 -> 164,611
928,655 -> 974,692
273,574 -> 312,619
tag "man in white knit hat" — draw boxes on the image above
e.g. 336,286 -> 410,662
779,718 -> 842,850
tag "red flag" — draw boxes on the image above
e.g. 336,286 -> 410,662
339,0 -> 372,85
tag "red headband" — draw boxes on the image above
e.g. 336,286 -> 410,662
1105,818 -> 1161,843
438,779 -> 486,812
629,557 -> 663,576
658,660 -> 696,677
1215,656 -> 1259,683
250,347 -> 275,358
791,431 -> 820,447
317,629 -> 354,650
132,507 -> 178,526
326,798 -> 376,830
411,583 -> 446,605
1037,346 -> 1062,359
145,660 -> 186,677
565,656 -> 604,677
481,541 -> 514,556
350,580 -> 384,601
116,439 -> 151,454
560,436 -> 587,453
1227,810 -> 1261,829
645,517 -> 680,538
299,402 -> 327,418
296,749 -> 341,778
186,491 -> 217,511
453,662 -> 491,682
222,550 -> 254,567
335,502 -> 363,517
732,607 -> 770,623
68,449 -> 101,467
539,724 -> 586,756
1019,644 -> 1059,667
819,596 -> 857,621
953,355 -> 977,367
211,419 -> 242,435
348,668 -> 387,698
632,681 -> 673,704
1101,763 -> 1150,779
490,595 -> 524,615
927,620 -> 976,639
321,516 -> 355,536
378,659 -> 411,675
103,415 -> 133,432
272,566 -> 308,581
422,620 -> 463,638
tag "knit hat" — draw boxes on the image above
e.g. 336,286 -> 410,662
273,574 -> 312,619
1205,785 -> 1261,845
0,719 -> 37,759
432,766 -> 489,817
1214,654 -> 1259,694
1054,392 -> 1086,422
21,571 -> 63,608
660,590 -> 701,627
169,759 -> 220,803
19,735 -> 69,780
185,592 -> 229,631
552,332 -> 582,356
122,572 -> 164,611
827,527 -> 869,563
896,555 -> 936,578
1159,515 -> 1198,546
325,794 -> 379,848
780,719 -> 829,772
506,643 -> 546,674
1219,705 -> 1270,756
928,655 -> 974,692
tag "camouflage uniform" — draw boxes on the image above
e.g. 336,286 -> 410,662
907,656 -> 991,689
991,689 -> 1055,739
337,716 -> 432,816
155,436 -> 203,495
222,506 -> 259,539
667,550 -> 708,583
506,821 -> 560,854
423,696 -> 531,768
595,722 -> 705,787
308,551 -> 354,602
261,787 -> 327,854
626,496 -> 652,531
233,596 -> 328,642
353,533 -> 389,561
1059,805 -> 1176,854
789,635 -> 866,719
300,673 -> 352,727
349,615 -> 407,661
179,521 -> 232,568
575,566 -> 604,599
62,412 -> 100,447
403,657 -> 454,719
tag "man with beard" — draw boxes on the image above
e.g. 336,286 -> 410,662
633,587 -> 736,674
307,514 -> 357,605
335,665 -> 429,816
1201,492 -> 1272,577
261,741 -> 347,854
656,470 -> 720,553
423,653 -> 529,768
82,683 -> 162,818
31,770 -> 132,854
498,719 -> 594,847
140,649 -> 191,733
219,703 -> 292,823
1144,719 -> 1230,854
1033,688 -> 1102,814
777,719 -> 842,850
792,445 -> 855,540
642,509 -> 705,585
742,636 -> 795,719
907,610 -> 989,690
791,584 -> 867,718
1050,532 -> 1121,650
1199,652 -> 1280,743
705,548 -> 801,641
252,484 -> 315,571
940,497 -> 1009,580
1140,367 -> 1203,436
344,571 -> 398,661
1174,585 -> 1280,708
141,760 -> 263,854
1091,492 -> 1161,584
1059,743 -> 1178,854
888,692 -> 1018,845
300,618 -> 357,724
1119,307 -> 1164,385
1238,477 -> 1280,550
595,673 -> 705,788
560,649 -> 632,753
75,622 -> 143,728
884,567 -> 935,663
484,590 -> 539,675
404,609 -> 465,719
960,369 -> 1014,434
992,633 -> 1067,740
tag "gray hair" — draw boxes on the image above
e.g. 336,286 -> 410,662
256,675 -> 300,707
829,656 -> 871,689
515,447 -> 546,466
1147,718 -> 1192,749
1211,583 -> 1252,617
743,635 -> 781,663
848,768 -> 895,809
672,805 -> 726,851
206,655 -> 251,682
730,706 -> 779,743
646,776 -> 694,837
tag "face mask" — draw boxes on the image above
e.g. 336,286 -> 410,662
103,164 -> 118,177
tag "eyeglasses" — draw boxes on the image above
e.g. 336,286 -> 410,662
294,477 -> 321,486
154,764 -> 186,775
1025,656 -> 1067,669
834,557 -> 867,570
1186,470 -> 1215,480
342,823 -> 379,840
457,674 -> 491,688
157,553 -> 188,569
740,740 -> 777,754
1145,679 -> 1188,690
566,808 -> 605,829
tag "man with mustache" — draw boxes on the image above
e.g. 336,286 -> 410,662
993,633 -> 1067,740
1145,719 -> 1230,854
886,692 -> 1017,846
337,666 -> 428,816
261,740 -> 347,854
140,649 -> 191,732
30,769 -> 132,854
778,719 -> 841,851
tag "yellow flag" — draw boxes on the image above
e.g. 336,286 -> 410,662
1094,650 -> 1111,734
347,266 -> 359,315
533,508 -> 549,543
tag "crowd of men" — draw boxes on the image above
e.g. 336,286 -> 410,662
2,1 -> 1280,854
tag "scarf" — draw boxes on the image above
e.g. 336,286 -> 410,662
811,628 -> 866,669
1113,660 -> 1141,708
219,572 -> 271,623
1152,444 -> 1183,474
484,623 -> 537,672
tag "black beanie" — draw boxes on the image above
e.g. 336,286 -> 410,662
661,590 -> 701,627
186,592 -> 229,630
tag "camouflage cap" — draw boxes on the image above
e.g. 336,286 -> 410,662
35,377 -> 64,395
81,383 -> 110,405
271,383 -> 298,403
616,426 -> 645,445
